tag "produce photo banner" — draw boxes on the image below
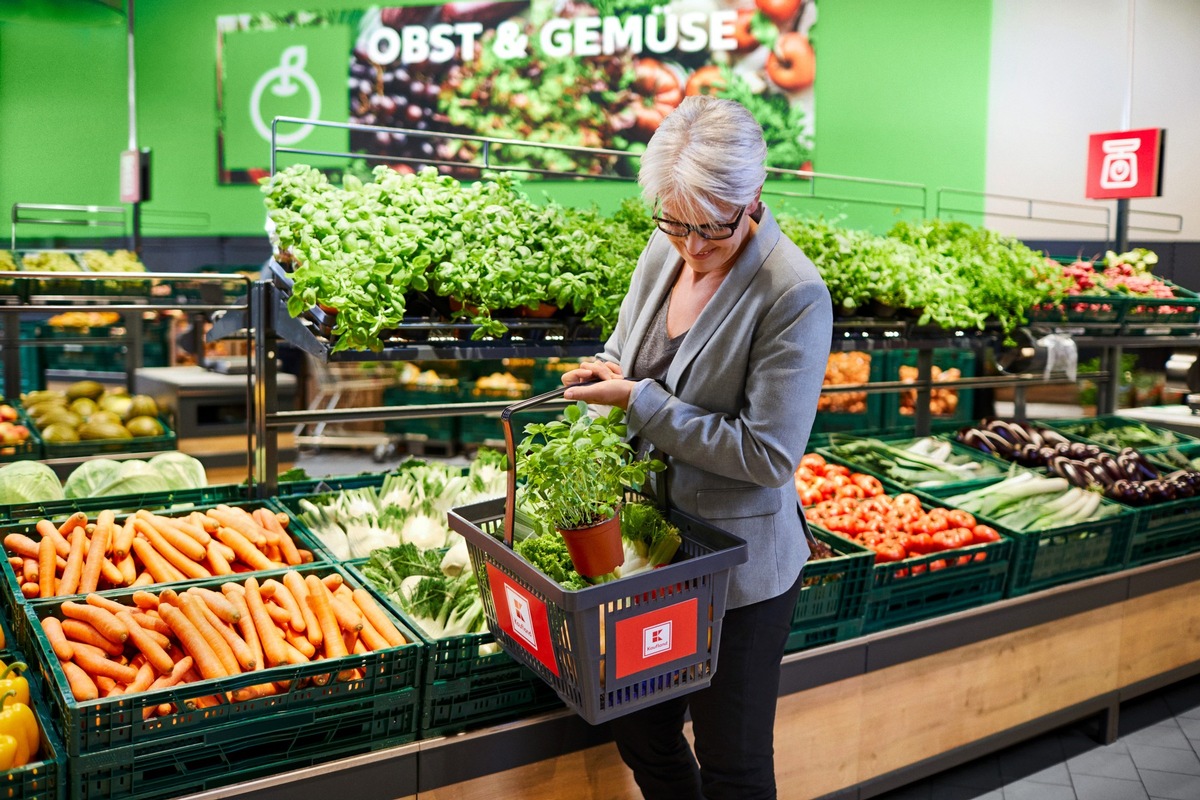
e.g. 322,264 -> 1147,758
216,0 -> 816,184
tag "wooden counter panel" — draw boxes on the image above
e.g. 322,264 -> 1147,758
419,742 -> 638,800
1120,581 -> 1200,687
857,605 -> 1121,780
775,676 -> 864,799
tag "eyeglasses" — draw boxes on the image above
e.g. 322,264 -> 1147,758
652,205 -> 747,240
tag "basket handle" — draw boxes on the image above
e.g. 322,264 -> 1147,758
501,380 -> 597,548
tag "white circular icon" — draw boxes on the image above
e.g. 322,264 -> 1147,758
251,45 -> 321,145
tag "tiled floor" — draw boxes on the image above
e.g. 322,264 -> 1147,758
872,677 -> 1200,800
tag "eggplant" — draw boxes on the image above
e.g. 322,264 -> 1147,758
1014,442 -> 1042,467
1054,442 -> 1075,458
977,429 -> 1016,458
1039,428 -> 1072,446
990,422 -> 1019,444
1037,446 -> 1059,466
1169,476 -> 1195,499
1119,447 -> 1160,480
1006,421 -> 1034,445
1109,479 -> 1137,504
1145,480 -> 1174,504
1096,454 -> 1125,483
1081,458 -> 1115,488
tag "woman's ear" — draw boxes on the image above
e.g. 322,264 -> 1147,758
750,187 -> 765,222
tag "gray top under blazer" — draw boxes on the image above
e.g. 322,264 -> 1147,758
601,206 -> 833,609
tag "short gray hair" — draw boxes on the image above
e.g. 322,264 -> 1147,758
638,96 -> 767,222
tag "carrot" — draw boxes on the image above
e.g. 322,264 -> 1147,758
263,600 -> 291,627
9,555 -> 25,570
98,555 -> 125,588
207,507 -> 268,547
37,534 -> 57,598
244,578 -> 287,668
178,594 -> 240,676
214,526 -> 272,571
20,583 -> 39,599
131,572 -> 155,588
256,509 -> 302,566
141,513 -> 206,562
299,549 -> 314,564
158,603 -> 226,681
116,611 -> 174,675
281,641 -> 310,665
63,661 -> 99,701
79,510 -> 113,593
257,581 -> 276,600
62,600 -> 129,643
357,616 -> 389,653
59,619 -> 125,657
34,519 -> 70,559
134,518 -> 211,580
131,611 -> 169,635
131,538 -> 185,584
194,596 -> 256,672
353,636 -> 368,655
205,541 -> 233,576
263,540 -> 282,564
21,556 -> 37,585
321,574 -> 344,592
329,595 -> 364,633
263,579 -> 304,632
283,571 -> 322,648
5,533 -> 67,568
189,587 -> 240,625
84,592 -> 130,616
343,627 -> 360,657
112,517 -> 136,561
305,575 -> 347,660
57,528 -> 87,596
74,648 -> 139,684
116,553 -> 137,586
127,661 -> 155,695
58,511 -> 88,539
284,629 -> 316,659
41,617 -> 75,661
169,515 -> 212,547
191,512 -> 217,534
352,589 -> 407,647
141,657 -> 193,719
223,588 -> 264,672
96,675 -> 119,696
132,590 -> 159,611
158,589 -> 181,607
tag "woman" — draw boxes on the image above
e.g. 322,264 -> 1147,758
561,96 -> 832,799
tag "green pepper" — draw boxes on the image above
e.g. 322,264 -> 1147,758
0,691 -> 37,763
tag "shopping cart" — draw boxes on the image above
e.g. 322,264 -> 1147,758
447,385 -> 748,724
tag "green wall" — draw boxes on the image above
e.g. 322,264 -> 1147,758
0,0 -> 990,243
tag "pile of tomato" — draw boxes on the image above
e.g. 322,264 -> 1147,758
804,491 -> 1002,567
795,453 -> 885,507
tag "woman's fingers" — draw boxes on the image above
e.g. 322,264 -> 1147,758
562,360 -> 622,385
563,379 -> 634,410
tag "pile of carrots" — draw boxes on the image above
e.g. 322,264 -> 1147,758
4,505 -> 316,599
42,571 -> 408,712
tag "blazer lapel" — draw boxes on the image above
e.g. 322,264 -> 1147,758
664,207 -> 782,387
622,233 -> 682,377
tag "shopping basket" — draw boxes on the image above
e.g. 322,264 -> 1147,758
447,385 -> 748,725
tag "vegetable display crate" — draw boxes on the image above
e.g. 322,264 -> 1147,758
1123,494 -> 1200,568
0,403 -> 43,464
816,433 -> 1010,495
1025,296 -> 1126,328
67,686 -> 419,800
530,358 -> 580,394
382,383 -> 463,444
448,494 -> 747,726
343,561 -> 561,737
38,320 -> 170,373
38,417 -> 177,460
0,649 -> 64,800
1038,415 -> 1200,457
882,349 -> 977,434
814,524 -> 1012,634
785,527 -> 873,653
23,562 -> 423,757
1121,279 -> 1200,334
918,482 -> 1137,597
0,497 -> 325,630
812,351 -> 886,436
0,483 -> 247,525
0,322 -> 46,394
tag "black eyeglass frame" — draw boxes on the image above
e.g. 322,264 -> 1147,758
651,204 -> 747,240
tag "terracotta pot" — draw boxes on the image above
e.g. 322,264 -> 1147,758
558,514 -> 623,578
521,302 -> 559,319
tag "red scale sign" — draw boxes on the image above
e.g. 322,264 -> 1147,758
1085,128 -> 1166,200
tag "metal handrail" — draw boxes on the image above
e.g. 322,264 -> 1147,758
11,203 -> 127,249
937,188 -> 1113,231
1128,208 -> 1184,234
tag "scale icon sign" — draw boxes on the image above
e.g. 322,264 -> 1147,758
1099,137 -> 1140,190
251,45 -> 321,145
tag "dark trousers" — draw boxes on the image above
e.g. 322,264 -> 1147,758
609,572 -> 804,800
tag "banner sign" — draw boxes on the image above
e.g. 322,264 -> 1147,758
216,1 -> 816,184
1085,127 -> 1166,200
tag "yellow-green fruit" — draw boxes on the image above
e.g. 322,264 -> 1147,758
69,398 -> 98,418
98,394 -> 133,418
66,381 -> 105,401
125,416 -> 164,437
126,395 -> 159,420
41,423 -> 80,443
86,411 -> 122,427
78,421 -> 131,440
35,408 -> 81,429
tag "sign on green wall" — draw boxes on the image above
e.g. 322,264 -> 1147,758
216,1 -> 817,184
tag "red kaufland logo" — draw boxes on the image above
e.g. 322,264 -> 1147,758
615,599 -> 699,680
643,621 -> 673,658
486,564 -> 559,676
505,585 -> 537,648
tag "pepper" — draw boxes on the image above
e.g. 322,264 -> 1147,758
0,691 -> 38,763
0,663 -> 30,708
0,733 -> 17,771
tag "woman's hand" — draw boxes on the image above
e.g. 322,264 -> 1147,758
562,360 -> 635,409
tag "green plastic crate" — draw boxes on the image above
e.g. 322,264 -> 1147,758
0,650 -> 64,800
1123,494 -> 1200,568
785,527 -> 873,653
0,483 -> 248,525
812,351 -> 886,436
39,416 -> 177,459
24,562 -> 423,757
0,497 -> 325,629
1121,279 -> 1200,334
1039,415 -> 1200,457
37,320 -> 169,372
0,323 -> 46,395
67,687 -> 419,800
917,479 -> 1137,597
382,383 -> 464,443
883,349 -> 977,434
817,433 -> 1010,495
0,402 -> 43,464
1026,296 -> 1127,328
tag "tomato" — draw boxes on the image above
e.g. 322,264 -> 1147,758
800,453 -> 826,471
685,65 -> 728,97
628,58 -> 683,140
796,466 -> 816,482
928,559 -> 948,572
732,7 -> 759,52
766,32 -> 815,93
947,509 -> 976,529
904,533 -> 935,555
851,474 -> 884,497
799,488 -> 823,507
829,473 -> 852,489
755,0 -> 801,25
893,493 -> 922,511
971,525 -> 1001,544
836,484 -> 866,501
873,542 -> 906,563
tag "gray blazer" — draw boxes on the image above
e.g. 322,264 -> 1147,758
601,206 -> 833,608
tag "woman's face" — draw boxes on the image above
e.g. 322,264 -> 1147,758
657,200 -> 755,275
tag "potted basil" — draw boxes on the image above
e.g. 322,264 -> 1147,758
517,401 -> 664,577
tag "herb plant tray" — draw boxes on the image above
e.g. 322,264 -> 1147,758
1038,415 -> 1200,457
448,494 -> 747,726
786,526 -> 872,653
0,649 -> 63,800
24,562 -> 422,757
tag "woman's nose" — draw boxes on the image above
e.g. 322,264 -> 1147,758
685,232 -> 708,253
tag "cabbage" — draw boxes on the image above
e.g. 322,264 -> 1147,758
92,460 -> 171,497
0,461 -> 65,505
63,459 -> 123,499
148,453 -> 207,491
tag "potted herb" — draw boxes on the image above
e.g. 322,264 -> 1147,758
517,401 -> 664,577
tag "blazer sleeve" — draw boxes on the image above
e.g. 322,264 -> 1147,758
627,277 -> 833,488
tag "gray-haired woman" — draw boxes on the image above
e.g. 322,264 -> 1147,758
562,95 -> 833,799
